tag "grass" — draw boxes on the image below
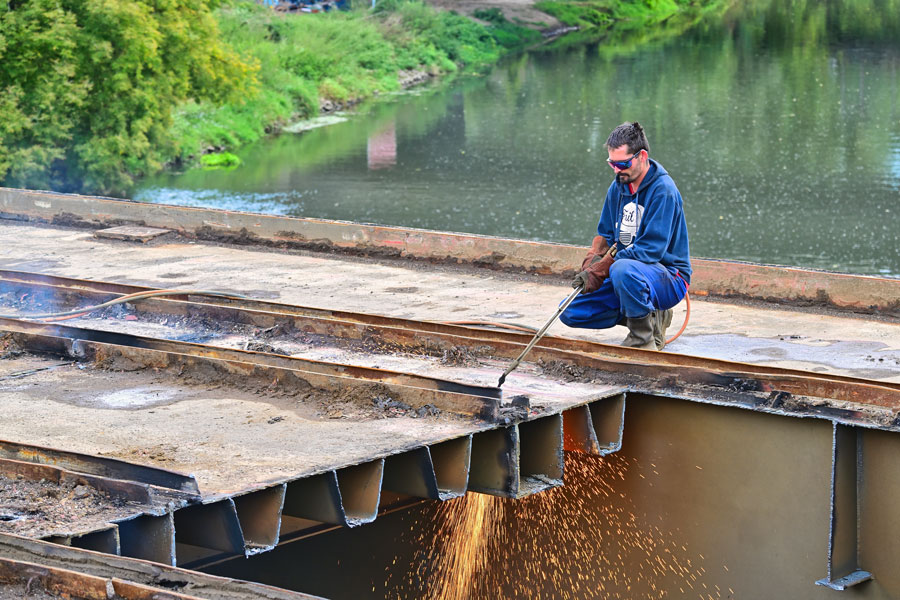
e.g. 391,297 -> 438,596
535,0 -> 694,29
165,0 -> 723,172
167,0 -> 514,165
200,152 -> 242,168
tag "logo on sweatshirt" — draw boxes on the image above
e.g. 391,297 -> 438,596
619,202 -> 643,247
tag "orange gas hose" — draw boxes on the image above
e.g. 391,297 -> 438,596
442,321 -> 538,334
665,291 -> 690,345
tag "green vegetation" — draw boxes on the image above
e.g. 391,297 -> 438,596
200,152 -> 242,168
535,0 -> 694,30
534,1 -> 612,28
0,0 -> 721,196
170,0 -> 528,164
0,0 -> 253,194
472,8 -> 542,48
538,0 -> 733,55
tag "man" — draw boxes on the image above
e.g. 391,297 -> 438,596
561,121 -> 690,350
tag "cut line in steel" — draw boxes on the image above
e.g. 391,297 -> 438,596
0,318 -> 503,421
2,270 -> 898,419
0,307 -> 502,399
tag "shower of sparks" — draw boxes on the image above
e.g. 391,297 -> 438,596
383,452 -> 727,599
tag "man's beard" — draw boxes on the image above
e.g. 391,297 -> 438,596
616,172 -> 634,184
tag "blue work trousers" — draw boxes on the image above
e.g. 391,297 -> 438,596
560,258 -> 687,330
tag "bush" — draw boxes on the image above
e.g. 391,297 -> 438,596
0,0 -> 254,195
535,1 -> 612,27
1,0 -> 549,191
201,152 -> 242,169
474,7 -> 542,48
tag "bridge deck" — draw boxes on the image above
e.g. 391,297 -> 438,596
1,218 -> 896,384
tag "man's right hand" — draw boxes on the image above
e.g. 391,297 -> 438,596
572,270 -> 589,290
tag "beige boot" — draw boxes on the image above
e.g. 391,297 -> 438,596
654,308 -> 673,350
621,314 -> 656,349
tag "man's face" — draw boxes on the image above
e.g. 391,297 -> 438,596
607,145 -> 645,185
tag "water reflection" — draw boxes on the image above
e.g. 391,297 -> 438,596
135,0 -> 900,276
367,121 -> 397,170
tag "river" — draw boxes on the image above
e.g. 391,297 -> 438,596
135,0 -> 900,277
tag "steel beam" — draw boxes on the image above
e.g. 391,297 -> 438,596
563,393 -> 626,455
0,534 -> 322,599
428,436 -> 472,499
518,414 -> 564,495
382,447 -> 441,499
469,426 -> 520,497
3,272 -> 898,417
0,455 -> 153,506
233,484 -> 287,555
174,499 -> 245,559
282,472 -> 345,525
817,423 -> 872,590
335,460 -> 385,526
281,460 -> 384,527
116,512 -> 176,566
0,438 -> 198,495
45,526 -> 120,556
0,557 -> 214,600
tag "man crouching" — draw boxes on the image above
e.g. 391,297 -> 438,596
561,121 -> 691,350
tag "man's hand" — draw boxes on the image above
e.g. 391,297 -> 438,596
572,270 -> 589,290
574,236 -> 615,293
581,235 -> 610,270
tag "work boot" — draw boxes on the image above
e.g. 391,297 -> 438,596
621,314 -> 656,349
654,308 -> 673,351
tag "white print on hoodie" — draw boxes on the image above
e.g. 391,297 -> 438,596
618,201 -> 644,248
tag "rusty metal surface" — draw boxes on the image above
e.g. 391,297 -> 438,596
0,555 -> 217,599
2,188 -> 898,314
0,438 -> 199,494
1,318 -> 623,565
203,393 -> 900,599
2,272 -> 899,425
0,534 -> 323,599
0,319 -> 503,421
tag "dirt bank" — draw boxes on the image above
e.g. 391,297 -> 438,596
428,0 -> 562,31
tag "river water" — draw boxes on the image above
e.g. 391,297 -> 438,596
135,0 -> 900,277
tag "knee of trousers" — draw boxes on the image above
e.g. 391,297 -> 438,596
609,258 -> 644,286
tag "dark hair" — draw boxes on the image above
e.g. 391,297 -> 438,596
605,121 -> 650,155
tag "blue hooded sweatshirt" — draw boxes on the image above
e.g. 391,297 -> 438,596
597,158 -> 692,284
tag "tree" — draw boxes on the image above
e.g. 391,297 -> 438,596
0,0 -> 256,195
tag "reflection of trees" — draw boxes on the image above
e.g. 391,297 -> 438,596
138,0 -> 900,274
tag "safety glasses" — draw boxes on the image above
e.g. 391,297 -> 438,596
607,150 -> 642,170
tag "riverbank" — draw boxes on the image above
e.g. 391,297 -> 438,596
0,0 -> 724,197
170,0 -> 727,172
